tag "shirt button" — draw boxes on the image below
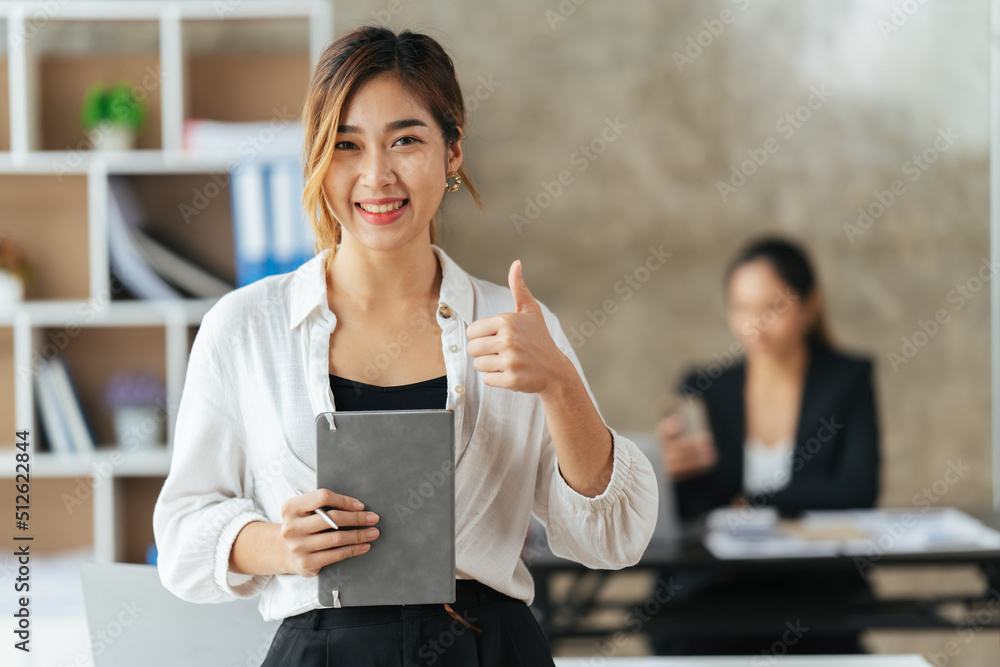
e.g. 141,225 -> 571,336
455,385 -> 465,395
449,344 -> 460,353
438,305 -> 452,318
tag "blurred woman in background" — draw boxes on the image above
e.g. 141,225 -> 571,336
651,236 -> 881,656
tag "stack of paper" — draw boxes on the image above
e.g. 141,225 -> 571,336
704,507 -> 1000,559
183,118 -> 304,157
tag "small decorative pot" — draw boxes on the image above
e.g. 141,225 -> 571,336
0,270 -> 24,307
112,404 -> 165,449
91,125 -> 136,151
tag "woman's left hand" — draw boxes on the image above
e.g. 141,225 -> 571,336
466,260 -> 572,395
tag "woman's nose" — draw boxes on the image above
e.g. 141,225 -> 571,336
360,149 -> 395,189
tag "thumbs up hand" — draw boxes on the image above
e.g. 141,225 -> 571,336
466,260 -> 572,396
508,258 -> 540,316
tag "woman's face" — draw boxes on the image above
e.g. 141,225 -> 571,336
726,259 -> 818,359
322,73 -> 462,250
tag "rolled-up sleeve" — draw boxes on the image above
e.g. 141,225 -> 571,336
152,306 -> 273,604
531,305 -> 659,569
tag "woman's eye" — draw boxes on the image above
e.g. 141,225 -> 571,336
334,141 -> 358,150
393,136 -> 421,147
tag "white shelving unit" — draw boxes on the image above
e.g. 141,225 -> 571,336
0,0 -> 333,563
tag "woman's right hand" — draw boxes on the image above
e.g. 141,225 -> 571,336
656,413 -> 718,481
279,489 -> 381,578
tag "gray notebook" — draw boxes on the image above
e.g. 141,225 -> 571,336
315,409 -> 456,607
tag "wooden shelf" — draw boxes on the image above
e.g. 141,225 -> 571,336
1,1 -> 330,21
0,445 -> 171,479
0,477 -> 95,556
0,149 -> 299,175
127,172 -> 238,287
0,54 -> 10,152
119,476 -> 166,563
185,17 -> 311,123
0,448 -> 172,478
41,51 -> 164,151
0,0 -> 332,563
0,327 -> 13,449
187,52 -> 311,124
0,174 -> 90,300
0,298 -> 217,326
48,325 -> 166,446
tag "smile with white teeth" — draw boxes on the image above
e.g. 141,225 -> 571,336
357,200 -> 406,214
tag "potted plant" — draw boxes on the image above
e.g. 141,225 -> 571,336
102,372 -> 166,449
0,236 -> 33,307
81,82 -> 147,151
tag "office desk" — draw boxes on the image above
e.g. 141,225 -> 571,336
528,511 -> 1000,644
553,657 -> 930,666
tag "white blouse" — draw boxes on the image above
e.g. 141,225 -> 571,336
742,435 -> 795,496
152,243 -> 659,622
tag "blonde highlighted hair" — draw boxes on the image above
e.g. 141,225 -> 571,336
301,26 -> 482,276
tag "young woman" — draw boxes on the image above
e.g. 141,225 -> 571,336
152,27 -> 658,666
651,236 -> 881,655
662,237 -> 879,517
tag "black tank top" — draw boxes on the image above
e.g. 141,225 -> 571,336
328,374 -> 448,412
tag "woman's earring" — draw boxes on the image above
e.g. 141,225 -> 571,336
445,172 -> 462,192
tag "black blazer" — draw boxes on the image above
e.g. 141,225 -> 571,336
672,342 -> 880,520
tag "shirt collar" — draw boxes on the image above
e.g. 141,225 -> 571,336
287,243 -> 475,330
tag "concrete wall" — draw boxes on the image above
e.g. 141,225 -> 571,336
332,4 -> 994,659
329,0 -> 991,510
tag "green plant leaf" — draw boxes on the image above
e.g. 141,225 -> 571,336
80,81 -> 148,132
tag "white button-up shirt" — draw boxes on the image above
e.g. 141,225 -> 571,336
152,244 -> 659,622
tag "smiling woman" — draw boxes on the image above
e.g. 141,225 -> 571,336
301,28 -> 481,278
322,76 -> 458,240
152,26 -> 659,667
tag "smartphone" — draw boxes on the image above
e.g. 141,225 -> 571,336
675,396 -> 709,437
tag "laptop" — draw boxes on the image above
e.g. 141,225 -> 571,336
79,562 -> 279,667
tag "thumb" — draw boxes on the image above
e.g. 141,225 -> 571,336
508,259 -> 539,314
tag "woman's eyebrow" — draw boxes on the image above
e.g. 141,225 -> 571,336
385,118 -> 428,132
337,118 -> 429,134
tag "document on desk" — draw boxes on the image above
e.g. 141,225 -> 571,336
315,409 -> 455,607
704,507 -> 1000,559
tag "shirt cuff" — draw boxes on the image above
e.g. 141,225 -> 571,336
213,509 -> 274,599
552,425 -> 635,513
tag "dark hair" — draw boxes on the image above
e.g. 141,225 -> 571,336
724,236 -> 831,348
302,26 -> 481,276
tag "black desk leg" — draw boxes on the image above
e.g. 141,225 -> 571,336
531,569 -> 555,644
982,561 -> 1000,596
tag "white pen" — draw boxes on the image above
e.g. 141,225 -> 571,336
313,507 -> 339,530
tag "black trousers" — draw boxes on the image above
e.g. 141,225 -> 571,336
259,580 -> 556,667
